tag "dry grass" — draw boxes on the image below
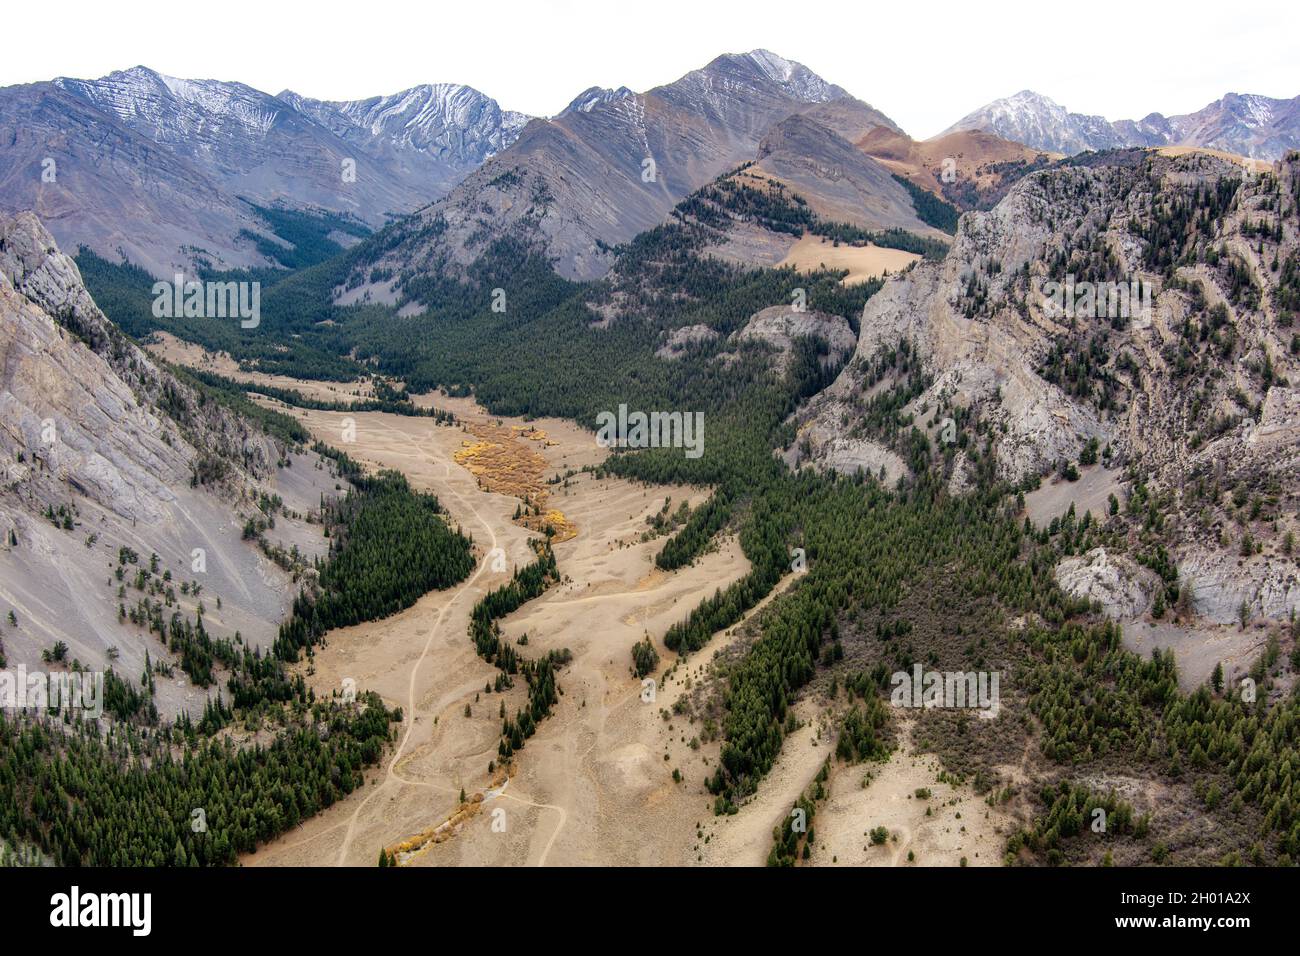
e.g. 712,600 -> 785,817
858,127 -> 1062,200
1154,145 -> 1271,172
777,234 -> 921,285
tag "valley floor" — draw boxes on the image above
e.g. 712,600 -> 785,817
236,386 -> 1014,866
241,394 -> 752,865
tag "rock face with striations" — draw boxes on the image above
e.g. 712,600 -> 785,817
0,211 -> 279,521
0,212 -> 332,706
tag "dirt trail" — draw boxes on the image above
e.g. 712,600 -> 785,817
333,418 -> 500,865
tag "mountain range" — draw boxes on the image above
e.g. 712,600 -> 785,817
2,53 -> 1296,281
345,50 -> 942,290
0,66 -> 527,274
945,89 -> 1300,158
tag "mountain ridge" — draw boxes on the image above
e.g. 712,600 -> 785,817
945,88 -> 1300,158
278,82 -> 530,196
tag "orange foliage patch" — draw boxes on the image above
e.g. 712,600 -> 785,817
453,422 -> 577,542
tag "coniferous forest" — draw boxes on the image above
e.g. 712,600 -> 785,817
275,470 -> 474,660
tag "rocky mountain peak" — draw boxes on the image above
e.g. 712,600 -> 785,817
943,90 -> 1121,155
56,66 -> 283,140
739,49 -> 846,103
563,86 -> 636,115
352,49 -> 866,288
685,49 -> 848,106
281,82 -> 530,162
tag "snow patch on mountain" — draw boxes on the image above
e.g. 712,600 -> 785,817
56,66 -> 281,139
282,83 -> 529,161
564,86 -> 635,115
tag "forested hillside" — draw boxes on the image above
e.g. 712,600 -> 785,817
1,443 -> 475,865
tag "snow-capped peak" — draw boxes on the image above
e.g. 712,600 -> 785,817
563,86 -> 635,115
945,87 -> 1300,159
986,91 -> 1071,126
942,89 -> 1122,154
746,49 -> 797,83
1220,92 -> 1276,128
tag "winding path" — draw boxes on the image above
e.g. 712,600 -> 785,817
331,415 -> 568,867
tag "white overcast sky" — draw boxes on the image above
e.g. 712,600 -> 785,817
4,0 -> 1297,138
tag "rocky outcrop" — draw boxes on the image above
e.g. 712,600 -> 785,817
796,151 -> 1300,490
792,165 -> 1110,483
789,149 -> 1300,626
1055,547 -> 1161,619
656,324 -> 719,360
784,428 -> 908,484
731,305 -> 856,373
